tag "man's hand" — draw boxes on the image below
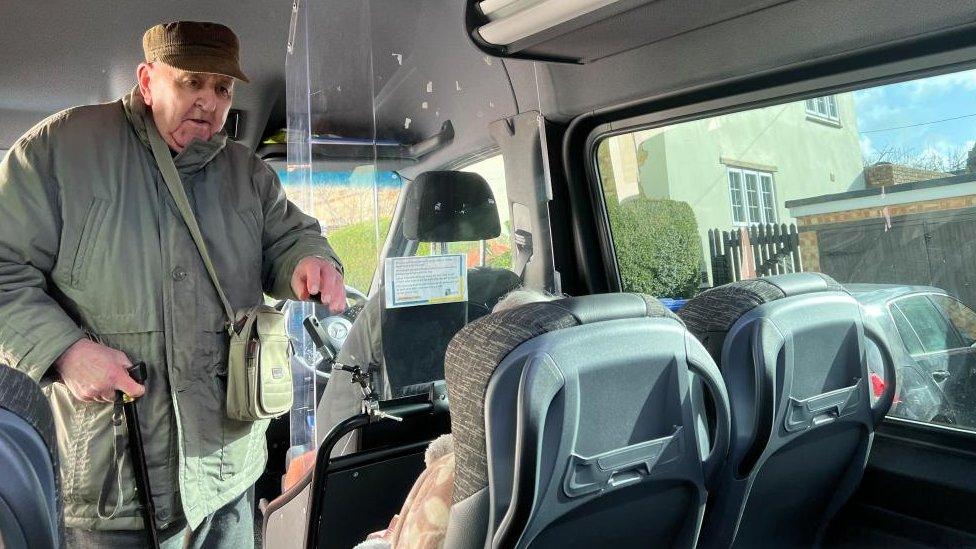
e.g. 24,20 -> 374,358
54,339 -> 144,403
291,256 -> 346,313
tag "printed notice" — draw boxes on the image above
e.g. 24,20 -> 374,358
384,254 -> 467,309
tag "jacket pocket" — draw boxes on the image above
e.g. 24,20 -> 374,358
45,382 -> 133,512
212,350 -> 259,480
70,197 -> 109,287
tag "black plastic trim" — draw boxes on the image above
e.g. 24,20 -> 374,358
878,417 -> 976,455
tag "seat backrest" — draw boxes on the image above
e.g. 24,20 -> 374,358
0,366 -> 61,549
443,293 -> 731,549
679,273 -> 896,549
380,170 -> 509,394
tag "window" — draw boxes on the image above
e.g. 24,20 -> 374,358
892,296 -> 962,354
594,66 -> 976,434
806,95 -> 839,122
931,295 -> 976,347
890,303 -> 925,356
727,168 -> 777,225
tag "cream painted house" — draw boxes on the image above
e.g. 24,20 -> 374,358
605,93 -> 867,277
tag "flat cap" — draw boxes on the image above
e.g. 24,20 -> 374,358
143,21 -> 250,83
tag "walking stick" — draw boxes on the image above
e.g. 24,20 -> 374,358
117,362 -> 161,549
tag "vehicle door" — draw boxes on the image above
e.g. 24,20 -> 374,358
889,294 -> 962,422
928,294 -> 976,427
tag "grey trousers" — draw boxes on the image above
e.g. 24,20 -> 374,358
64,488 -> 255,549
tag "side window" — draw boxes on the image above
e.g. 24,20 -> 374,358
594,66 -> 976,433
892,296 -> 962,354
931,294 -> 976,347
890,303 -> 925,356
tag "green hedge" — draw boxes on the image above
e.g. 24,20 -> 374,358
327,217 -> 393,292
607,197 -> 702,298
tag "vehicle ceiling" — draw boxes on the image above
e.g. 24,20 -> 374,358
2,1 -> 976,177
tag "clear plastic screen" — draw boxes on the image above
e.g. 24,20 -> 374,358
283,0 -> 534,478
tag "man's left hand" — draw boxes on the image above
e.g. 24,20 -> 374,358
291,256 -> 346,313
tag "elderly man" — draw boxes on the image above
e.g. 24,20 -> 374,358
0,21 -> 344,547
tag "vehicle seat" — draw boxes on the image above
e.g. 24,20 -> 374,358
679,273 -> 896,549
0,366 -> 62,549
380,170 -> 513,393
442,293 -> 731,548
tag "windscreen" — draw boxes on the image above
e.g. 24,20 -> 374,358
281,0 -> 545,479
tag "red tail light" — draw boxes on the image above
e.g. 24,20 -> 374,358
870,372 -> 886,398
870,372 -> 901,404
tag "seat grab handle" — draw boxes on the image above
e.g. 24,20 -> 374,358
563,426 -> 684,498
784,379 -> 862,433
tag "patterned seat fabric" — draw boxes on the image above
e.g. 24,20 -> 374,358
679,273 -> 845,360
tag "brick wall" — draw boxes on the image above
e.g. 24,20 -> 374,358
796,194 -> 976,228
864,163 -> 949,188
798,231 -> 820,272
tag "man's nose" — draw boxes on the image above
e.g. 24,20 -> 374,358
195,89 -> 217,112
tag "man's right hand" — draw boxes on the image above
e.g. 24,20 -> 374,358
54,339 -> 145,403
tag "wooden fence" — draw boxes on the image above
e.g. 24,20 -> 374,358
708,223 -> 803,286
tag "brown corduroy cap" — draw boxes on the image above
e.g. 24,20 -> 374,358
143,21 -> 250,83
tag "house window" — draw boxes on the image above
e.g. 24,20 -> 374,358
727,167 -> 777,225
805,95 -> 839,122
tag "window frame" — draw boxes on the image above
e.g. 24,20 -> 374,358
726,166 -> 778,226
805,94 -> 840,123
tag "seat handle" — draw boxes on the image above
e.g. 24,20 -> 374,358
687,354 -> 731,485
784,379 -> 862,433
563,426 -> 684,498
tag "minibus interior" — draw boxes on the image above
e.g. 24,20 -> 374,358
2,0 -> 976,547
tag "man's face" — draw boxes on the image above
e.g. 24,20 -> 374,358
137,62 -> 235,152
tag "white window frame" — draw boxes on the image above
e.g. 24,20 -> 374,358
727,167 -> 777,226
805,95 -> 839,123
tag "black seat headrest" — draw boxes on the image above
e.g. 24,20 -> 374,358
679,273 -> 846,357
401,171 -> 501,242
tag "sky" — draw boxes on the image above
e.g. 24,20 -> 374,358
853,68 -> 976,169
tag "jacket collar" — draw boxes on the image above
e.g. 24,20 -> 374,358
122,86 -> 227,175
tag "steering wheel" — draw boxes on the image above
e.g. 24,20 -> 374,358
308,285 -> 368,354
344,286 -> 368,310
276,285 -> 369,362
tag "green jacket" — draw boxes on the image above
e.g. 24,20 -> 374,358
0,88 -> 340,530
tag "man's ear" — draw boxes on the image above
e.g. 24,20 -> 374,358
137,63 -> 153,106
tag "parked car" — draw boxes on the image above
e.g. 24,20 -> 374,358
848,284 -> 976,429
